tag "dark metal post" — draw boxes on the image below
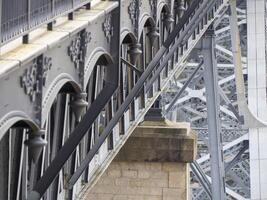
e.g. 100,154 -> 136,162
23,0 -> 31,44
202,26 -> 226,200
165,59 -> 203,114
190,161 -> 212,199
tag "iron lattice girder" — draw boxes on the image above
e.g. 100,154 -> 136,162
180,1 -> 250,198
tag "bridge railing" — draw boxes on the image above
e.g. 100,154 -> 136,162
0,0 -> 93,45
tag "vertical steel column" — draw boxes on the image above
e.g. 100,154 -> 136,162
202,26 -> 226,200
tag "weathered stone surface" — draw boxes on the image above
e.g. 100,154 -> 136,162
115,120 -> 197,162
163,188 -> 186,200
86,161 -> 188,200
85,120 -> 196,200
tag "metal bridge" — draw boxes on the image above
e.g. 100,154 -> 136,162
0,0 -> 266,199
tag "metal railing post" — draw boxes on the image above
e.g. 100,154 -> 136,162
23,0 -> 31,43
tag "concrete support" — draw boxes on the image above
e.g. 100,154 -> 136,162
84,120 -> 197,200
202,27 -> 226,200
247,0 -> 267,199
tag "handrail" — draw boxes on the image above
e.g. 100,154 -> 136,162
0,0 -> 93,45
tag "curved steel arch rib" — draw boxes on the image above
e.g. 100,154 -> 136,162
0,111 -> 39,138
229,0 -> 267,128
42,73 -> 82,127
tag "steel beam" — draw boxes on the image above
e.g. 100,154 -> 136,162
202,26 -> 226,200
28,84 -> 117,200
190,161 -> 212,199
121,58 -> 143,75
28,3 -> 121,199
165,60 -> 203,114
145,0 -> 217,92
218,86 -> 244,123
225,140 -> 248,172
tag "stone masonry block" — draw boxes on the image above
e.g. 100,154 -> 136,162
129,178 -> 168,188
114,186 -> 162,196
115,177 -> 130,186
162,163 -> 186,172
114,120 -> 197,163
113,195 -> 161,200
86,119 -> 193,200
90,185 -> 120,195
138,170 -> 151,179
107,169 -> 121,178
86,193 -> 114,200
163,188 -> 186,200
97,177 -> 115,186
168,171 -> 186,188
122,169 -> 138,178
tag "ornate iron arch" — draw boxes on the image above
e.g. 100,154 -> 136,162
121,29 -> 137,44
42,73 -> 81,127
157,1 -> 172,24
0,111 -> 38,140
84,47 -> 114,87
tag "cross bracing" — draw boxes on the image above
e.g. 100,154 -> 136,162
162,1 -> 252,199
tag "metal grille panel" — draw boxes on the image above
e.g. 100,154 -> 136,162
0,0 -> 92,44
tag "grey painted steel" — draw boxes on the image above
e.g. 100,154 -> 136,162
0,0 -> 93,44
68,42 -> 168,188
165,59 -> 203,114
202,27 -> 226,200
218,86 -> 244,123
68,0 -> 210,187
28,2 -> 121,199
121,58 -> 143,75
225,140 -> 248,172
0,0 -> 232,199
190,161 -> 212,199
145,0 -> 218,92
28,84 -> 117,200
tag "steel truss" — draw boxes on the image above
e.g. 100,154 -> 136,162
162,0 -> 250,199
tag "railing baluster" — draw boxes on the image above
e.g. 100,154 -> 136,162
85,2 -> 91,10
52,0 -> 55,17
22,0 -> 31,44
69,0 -> 74,20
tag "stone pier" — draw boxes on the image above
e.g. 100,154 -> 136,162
85,120 -> 197,200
